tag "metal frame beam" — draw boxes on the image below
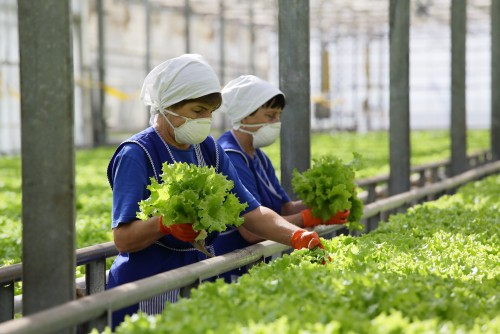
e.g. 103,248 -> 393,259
278,0 -> 311,195
17,0 -> 75,325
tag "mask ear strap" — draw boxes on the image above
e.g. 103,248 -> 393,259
239,122 -> 269,128
237,127 -> 255,136
164,109 -> 183,119
160,110 -> 177,130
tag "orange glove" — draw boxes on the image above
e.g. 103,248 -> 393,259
302,209 -> 350,227
290,229 -> 324,250
326,210 -> 350,225
159,217 -> 200,243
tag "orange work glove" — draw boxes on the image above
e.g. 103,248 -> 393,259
302,209 -> 350,227
290,229 -> 324,250
301,209 -> 323,227
159,217 -> 200,243
326,210 -> 350,225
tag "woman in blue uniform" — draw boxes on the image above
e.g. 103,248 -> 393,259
214,75 -> 349,282
106,55 -> 324,329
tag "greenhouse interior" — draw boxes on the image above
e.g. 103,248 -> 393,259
0,0 -> 499,333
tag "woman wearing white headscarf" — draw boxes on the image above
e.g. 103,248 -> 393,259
106,55 -> 325,329
214,75 -> 350,282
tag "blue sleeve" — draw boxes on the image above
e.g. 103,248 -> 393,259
217,149 -> 260,215
262,153 -> 291,204
110,144 -> 152,228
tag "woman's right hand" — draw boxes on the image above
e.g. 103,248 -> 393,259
290,229 -> 324,250
159,217 -> 200,242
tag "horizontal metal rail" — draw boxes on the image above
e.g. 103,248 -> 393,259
0,242 -> 118,322
0,159 -> 498,334
362,159 -> 500,217
356,149 -> 492,203
0,242 -> 117,286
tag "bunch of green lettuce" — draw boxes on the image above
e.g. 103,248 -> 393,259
137,162 -> 248,256
292,153 -> 364,231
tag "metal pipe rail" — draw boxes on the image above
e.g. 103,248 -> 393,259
356,149 -> 492,203
0,159 -> 498,334
0,243 -> 117,286
0,242 -> 118,322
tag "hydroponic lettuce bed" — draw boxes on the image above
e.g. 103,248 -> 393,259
105,174 -> 499,333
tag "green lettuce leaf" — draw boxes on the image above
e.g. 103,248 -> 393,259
292,153 -> 364,231
137,162 -> 248,238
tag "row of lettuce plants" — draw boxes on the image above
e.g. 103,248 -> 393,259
108,174 -> 499,334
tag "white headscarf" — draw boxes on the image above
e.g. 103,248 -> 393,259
220,75 -> 285,129
141,54 -> 221,124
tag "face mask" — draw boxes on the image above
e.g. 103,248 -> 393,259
161,110 -> 212,145
239,122 -> 281,148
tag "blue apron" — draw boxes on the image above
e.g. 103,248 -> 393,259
106,127 -> 220,328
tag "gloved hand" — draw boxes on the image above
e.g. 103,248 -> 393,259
302,209 -> 350,227
290,229 -> 324,250
326,209 -> 350,225
159,217 -> 200,242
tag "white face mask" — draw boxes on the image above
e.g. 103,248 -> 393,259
161,110 -> 212,145
239,122 -> 281,148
